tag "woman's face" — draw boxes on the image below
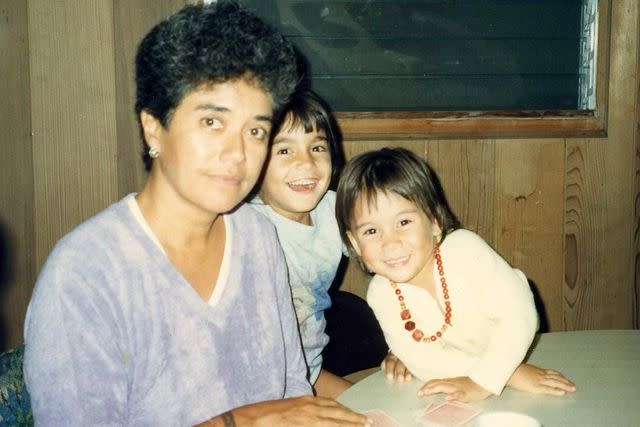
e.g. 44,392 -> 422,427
142,78 -> 273,216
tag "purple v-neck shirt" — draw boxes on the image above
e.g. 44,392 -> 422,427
24,194 -> 311,426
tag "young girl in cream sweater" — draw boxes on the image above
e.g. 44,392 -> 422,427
335,147 -> 576,402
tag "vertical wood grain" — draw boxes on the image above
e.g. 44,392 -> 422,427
494,139 -> 565,332
29,0 -> 119,270
635,4 -> 640,329
564,0 -> 637,330
0,0 -> 33,350
424,140 -> 496,244
113,0 -> 193,197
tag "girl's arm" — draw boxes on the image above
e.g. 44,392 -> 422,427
462,233 -> 539,396
313,369 -> 352,398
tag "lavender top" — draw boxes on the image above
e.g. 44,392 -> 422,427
24,194 -> 311,426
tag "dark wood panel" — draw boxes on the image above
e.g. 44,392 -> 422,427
243,0 -> 584,111
296,38 -> 580,76
315,75 -> 579,111
337,111 -> 604,140
0,0 -> 34,351
250,0 -> 580,39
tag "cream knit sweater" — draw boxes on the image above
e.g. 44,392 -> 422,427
367,229 -> 538,395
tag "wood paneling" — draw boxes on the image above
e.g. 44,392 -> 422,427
113,0 -> 193,196
424,139 -> 496,243
0,0 -> 204,351
635,10 -> 640,330
564,0 -> 637,330
494,140 -> 565,332
0,0 -> 33,350
28,0 -> 119,269
336,112 -> 605,140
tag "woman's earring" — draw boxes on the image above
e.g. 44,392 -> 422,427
148,146 -> 160,159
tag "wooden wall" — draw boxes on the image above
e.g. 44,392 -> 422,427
0,0 -> 33,350
0,0 -> 638,351
0,0 -> 191,351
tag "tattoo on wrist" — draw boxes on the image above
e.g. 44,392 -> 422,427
221,410 -> 236,427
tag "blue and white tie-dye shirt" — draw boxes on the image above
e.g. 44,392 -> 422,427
250,191 -> 347,383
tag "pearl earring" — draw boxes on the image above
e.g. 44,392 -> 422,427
149,146 -> 160,159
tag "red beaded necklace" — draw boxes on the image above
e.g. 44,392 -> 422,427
390,247 -> 452,343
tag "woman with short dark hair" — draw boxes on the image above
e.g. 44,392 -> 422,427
23,3 -> 370,426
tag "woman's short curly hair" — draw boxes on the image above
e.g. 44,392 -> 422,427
135,0 -> 299,169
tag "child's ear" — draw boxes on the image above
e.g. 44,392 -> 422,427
346,231 -> 361,256
432,220 -> 443,239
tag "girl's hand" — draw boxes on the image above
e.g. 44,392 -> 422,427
381,351 -> 413,382
507,363 -> 576,396
418,376 -> 491,403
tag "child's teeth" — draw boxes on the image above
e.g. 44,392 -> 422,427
289,179 -> 316,189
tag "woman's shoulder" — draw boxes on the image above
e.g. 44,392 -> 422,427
50,195 -> 137,259
232,203 -> 276,231
229,204 -> 280,249
34,196 -> 145,295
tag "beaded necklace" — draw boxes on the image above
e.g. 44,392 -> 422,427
390,247 -> 452,343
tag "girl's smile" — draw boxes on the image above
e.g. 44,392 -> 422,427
384,254 -> 412,268
259,118 -> 332,223
287,178 -> 320,192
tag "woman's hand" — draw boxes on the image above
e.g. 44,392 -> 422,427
380,351 -> 413,382
507,363 -> 576,396
228,395 -> 372,427
418,376 -> 491,403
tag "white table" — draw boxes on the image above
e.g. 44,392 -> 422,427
339,330 -> 640,426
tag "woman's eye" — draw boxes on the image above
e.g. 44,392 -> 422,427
202,117 -> 222,129
250,127 -> 268,140
363,228 -> 376,236
276,148 -> 290,155
399,219 -> 412,226
312,144 -> 328,152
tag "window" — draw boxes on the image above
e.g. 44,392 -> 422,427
242,0 -> 607,138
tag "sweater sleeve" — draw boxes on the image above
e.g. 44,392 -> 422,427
461,233 -> 538,395
24,252 -> 128,426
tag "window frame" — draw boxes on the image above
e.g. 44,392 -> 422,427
334,0 -> 610,140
